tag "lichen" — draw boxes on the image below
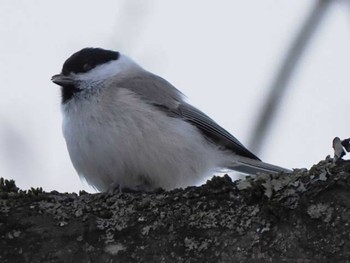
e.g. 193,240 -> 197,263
1,158 -> 350,262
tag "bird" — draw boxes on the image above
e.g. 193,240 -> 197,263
333,137 -> 346,161
52,47 -> 291,192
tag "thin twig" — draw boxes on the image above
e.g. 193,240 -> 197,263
249,0 -> 333,154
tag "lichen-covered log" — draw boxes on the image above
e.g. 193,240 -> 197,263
1,158 -> 350,263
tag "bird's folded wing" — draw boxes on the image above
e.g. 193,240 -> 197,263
176,103 -> 260,160
117,71 -> 260,161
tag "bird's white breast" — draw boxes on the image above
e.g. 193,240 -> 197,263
62,87 -> 226,191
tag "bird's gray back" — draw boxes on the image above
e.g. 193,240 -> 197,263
109,69 -> 259,160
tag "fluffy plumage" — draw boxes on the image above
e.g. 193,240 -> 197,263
52,48 -> 290,191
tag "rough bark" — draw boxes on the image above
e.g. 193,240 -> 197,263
1,158 -> 350,263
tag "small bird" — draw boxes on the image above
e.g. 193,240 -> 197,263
52,48 -> 290,192
333,137 -> 346,162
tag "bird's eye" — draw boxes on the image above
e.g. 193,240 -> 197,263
83,64 -> 92,71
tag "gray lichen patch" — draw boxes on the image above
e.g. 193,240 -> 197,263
307,203 -> 334,222
104,243 -> 126,255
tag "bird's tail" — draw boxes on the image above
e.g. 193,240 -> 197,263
227,156 -> 291,175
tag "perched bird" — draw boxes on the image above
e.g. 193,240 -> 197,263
52,48 -> 290,192
333,137 -> 346,161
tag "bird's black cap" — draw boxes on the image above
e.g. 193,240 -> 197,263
61,48 -> 119,75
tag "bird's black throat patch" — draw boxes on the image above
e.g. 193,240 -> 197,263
61,84 -> 82,104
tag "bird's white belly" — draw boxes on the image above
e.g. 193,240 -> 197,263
62,89 -> 224,191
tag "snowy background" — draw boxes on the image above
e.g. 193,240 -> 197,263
1,0 -> 349,192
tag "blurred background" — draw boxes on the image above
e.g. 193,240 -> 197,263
0,0 -> 349,192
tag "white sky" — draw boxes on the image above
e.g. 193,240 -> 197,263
0,1 -> 349,192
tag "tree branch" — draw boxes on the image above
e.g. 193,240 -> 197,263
1,158 -> 350,262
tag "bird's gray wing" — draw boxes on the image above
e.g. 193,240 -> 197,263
116,71 -> 259,160
113,71 -> 184,109
176,102 -> 260,160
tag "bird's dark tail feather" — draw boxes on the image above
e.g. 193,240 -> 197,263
227,156 -> 291,175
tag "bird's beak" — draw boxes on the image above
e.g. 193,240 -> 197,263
51,74 -> 74,86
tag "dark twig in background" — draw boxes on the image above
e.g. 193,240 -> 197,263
249,0 -> 333,154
